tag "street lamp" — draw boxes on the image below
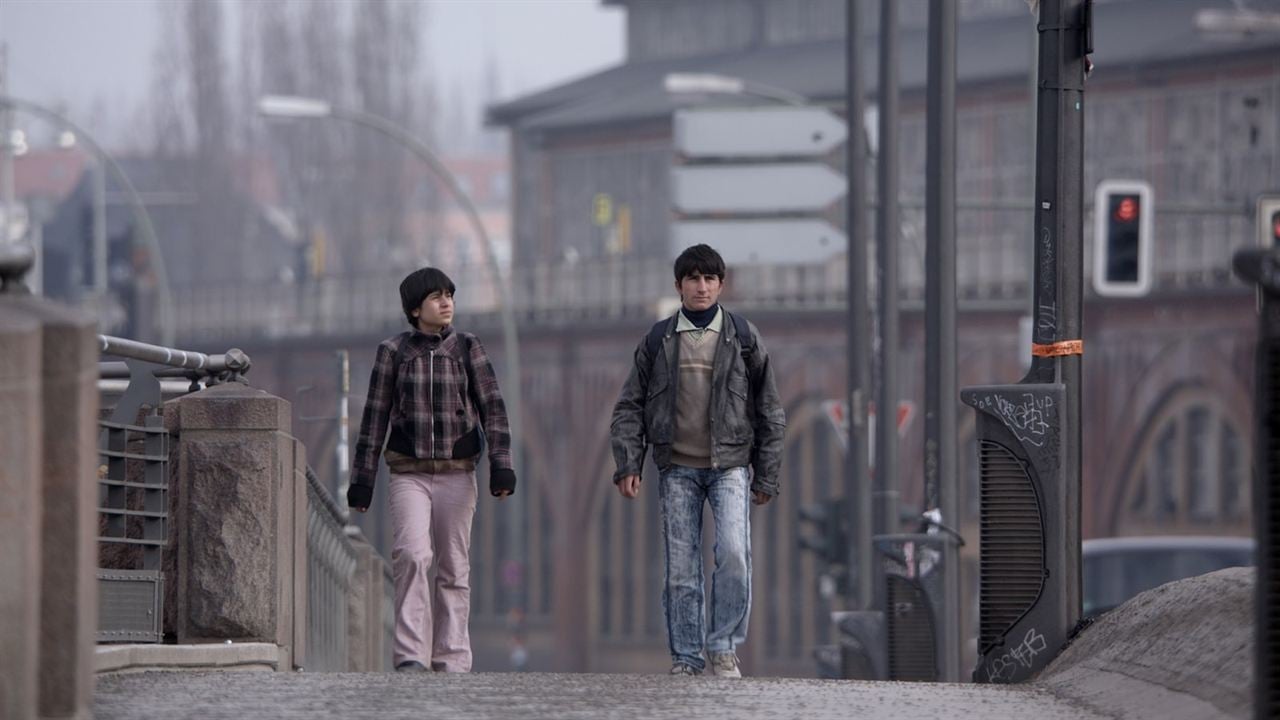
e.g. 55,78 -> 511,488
663,72 -> 809,107
1193,8 -> 1280,35
0,95 -> 174,346
256,94 -> 524,496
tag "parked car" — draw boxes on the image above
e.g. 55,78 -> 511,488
1082,535 -> 1254,619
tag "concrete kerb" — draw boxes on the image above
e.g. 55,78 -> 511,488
95,643 -> 288,675
1035,566 -> 1254,720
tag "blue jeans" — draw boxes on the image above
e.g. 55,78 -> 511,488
660,464 -> 752,671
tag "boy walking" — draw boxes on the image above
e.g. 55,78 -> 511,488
610,244 -> 786,677
348,267 -> 516,673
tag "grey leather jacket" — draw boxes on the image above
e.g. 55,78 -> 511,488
609,311 -> 786,496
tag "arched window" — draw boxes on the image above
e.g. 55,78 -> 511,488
1119,389 -> 1250,535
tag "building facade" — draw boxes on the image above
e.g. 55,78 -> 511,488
166,0 -> 1277,677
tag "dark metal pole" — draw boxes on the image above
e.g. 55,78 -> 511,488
925,0 -> 961,681
1029,0 -> 1086,629
1231,247 -> 1280,720
846,0 -> 873,611
874,0 -> 900,587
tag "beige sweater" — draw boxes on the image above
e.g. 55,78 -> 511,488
671,327 -> 718,468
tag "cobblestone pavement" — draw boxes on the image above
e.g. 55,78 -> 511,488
95,670 -> 1107,720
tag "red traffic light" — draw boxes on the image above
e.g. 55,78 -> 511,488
1272,209 -> 1280,244
1113,196 -> 1140,224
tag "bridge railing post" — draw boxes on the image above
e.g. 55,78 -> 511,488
2,246 -> 99,720
20,296 -> 99,719
164,382 -> 308,671
0,302 -> 43,720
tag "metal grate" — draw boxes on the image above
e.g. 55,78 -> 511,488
977,439 -> 1045,654
97,413 -> 168,643
886,575 -> 938,681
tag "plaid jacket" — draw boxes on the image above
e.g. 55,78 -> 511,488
351,327 -> 512,493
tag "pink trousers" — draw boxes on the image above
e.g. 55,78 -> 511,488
388,469 -> 477,671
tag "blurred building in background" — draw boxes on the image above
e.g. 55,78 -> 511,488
9,0 -> 1275,677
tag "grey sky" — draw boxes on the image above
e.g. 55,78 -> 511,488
0,0 -> 625,149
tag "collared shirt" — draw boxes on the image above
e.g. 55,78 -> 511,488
675,306 -> 724,336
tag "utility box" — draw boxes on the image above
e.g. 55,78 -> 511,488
961,383 -> 1078,683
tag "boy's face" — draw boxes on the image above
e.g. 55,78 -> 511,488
676,271 -> 723,312
412,289 -> 454,330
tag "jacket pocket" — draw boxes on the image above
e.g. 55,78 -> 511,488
451,426 -> 484,459
644,375 -> 670,442
725,373 -> 753,442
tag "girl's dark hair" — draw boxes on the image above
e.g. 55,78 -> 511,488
673,244 -> 726,282
399,267 -> 456,326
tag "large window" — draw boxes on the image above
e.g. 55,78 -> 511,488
1121,389 -> 1250,534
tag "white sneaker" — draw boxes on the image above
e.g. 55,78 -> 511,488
669,663 -> 699,676
709,652 -> 741,678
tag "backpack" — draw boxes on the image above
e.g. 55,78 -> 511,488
645,310 -> 758,389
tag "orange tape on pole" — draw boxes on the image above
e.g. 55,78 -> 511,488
1031,340 -> 1083,357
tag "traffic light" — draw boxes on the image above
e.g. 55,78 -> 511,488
1092,179 -> 1153,297
798,498 -> 849,597
1258,194 -> 1280,248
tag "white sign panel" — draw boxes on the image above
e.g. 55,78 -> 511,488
671,164 -> 847,215
671,219 -> 846,264
674,106 -> 848,158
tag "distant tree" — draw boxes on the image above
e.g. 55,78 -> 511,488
143,0 -> 438,283
149,1 -> 189,158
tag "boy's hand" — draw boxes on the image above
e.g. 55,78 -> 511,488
352,506 -> 368,513
617,474 -> 641,498
752,490 -> 772,506
494,490 -> 512,500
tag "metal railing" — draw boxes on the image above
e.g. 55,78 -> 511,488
95,334 -> 253,644
96,413 -> 168,643
305,467 -> 359,672
382,562 -> 396,668
169,202 -> 1255,342
94,333 -> 397,666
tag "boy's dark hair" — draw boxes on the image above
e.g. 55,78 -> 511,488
399,267 -> 456,326
673,244 -> 726,282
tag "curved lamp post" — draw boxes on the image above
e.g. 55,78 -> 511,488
257,94 -> 523,488
663,72 -> 810,107
0,94 -> 175,345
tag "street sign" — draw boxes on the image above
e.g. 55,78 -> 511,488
674,106 -> 849,158
671,164 -> 847,215
671,219 -> 846,264
823,400 -> 916,465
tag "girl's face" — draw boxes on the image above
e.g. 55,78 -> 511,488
413,289 -> 454,332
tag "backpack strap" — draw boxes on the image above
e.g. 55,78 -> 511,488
391,332 -> 412,386
644,316 -> 672,362
727,310 -> 755,358
646,310 -> 757,390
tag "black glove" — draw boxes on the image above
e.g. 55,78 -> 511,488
490,467 -> 517,497
347,483 -> 373,510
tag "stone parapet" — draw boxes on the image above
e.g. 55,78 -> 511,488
165,383 -> 307,670
0,306 -> 43,720
15,297 -> 100,720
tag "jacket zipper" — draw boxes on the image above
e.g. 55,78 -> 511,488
428,349 -> 436,457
